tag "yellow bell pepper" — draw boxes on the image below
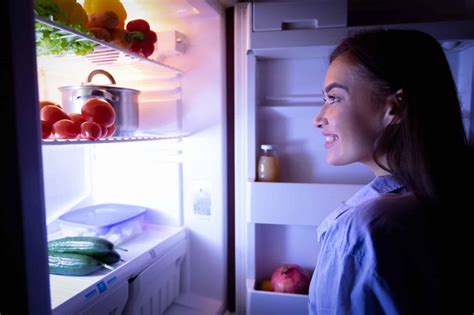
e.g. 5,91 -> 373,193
70,3 -> 88,26
83,0 -> 127,29
53,0 -> 87,27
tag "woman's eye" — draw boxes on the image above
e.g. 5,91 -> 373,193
323,95 -> 341,104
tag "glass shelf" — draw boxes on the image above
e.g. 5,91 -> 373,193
41,132 -> 190,145
35,16 -> 182,74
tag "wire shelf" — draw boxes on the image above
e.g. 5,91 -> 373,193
35,16 -> 182,74
42,131 -> 190,145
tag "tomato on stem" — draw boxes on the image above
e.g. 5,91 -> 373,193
105,124 -> 116,138
80,121 -> 102,140
52,119 -> 80,139
41,120 -> 52,139
81,98 -> 116,128
69,113 -> 87,129
41,105 -> 70,124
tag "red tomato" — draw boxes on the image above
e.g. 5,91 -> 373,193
69,113 -> 87,129
52,119 -> 79,139
105,124 -> 116,138
41,105 -> 70,124
40,100 -> 62,109
80,121 -> 102,140
41,120 -> 52,139
98,124 -> 108,138
81,98 -> 116,127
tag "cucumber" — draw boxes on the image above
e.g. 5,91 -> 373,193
48,252 -> 105,276
94,249 -> 121,265
48,236 -> 126,256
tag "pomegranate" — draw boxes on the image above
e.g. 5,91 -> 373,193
271,264 -> 311,294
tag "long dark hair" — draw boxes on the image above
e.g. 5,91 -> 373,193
330,29 -> 471,204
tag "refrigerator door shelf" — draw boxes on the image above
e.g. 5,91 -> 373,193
50,224 -> 186,314
249,181 -> 363,226
246,279 -> 308,315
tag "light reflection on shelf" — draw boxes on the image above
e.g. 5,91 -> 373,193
42,132 -> 190,145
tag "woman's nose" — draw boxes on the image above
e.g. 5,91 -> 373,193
314,109 -> 327,128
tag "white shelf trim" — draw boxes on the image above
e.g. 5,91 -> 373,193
248,181 -> 363,226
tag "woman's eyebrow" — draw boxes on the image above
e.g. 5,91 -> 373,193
323,82 -> 349,94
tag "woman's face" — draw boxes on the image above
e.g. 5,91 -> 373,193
315,57 -> 390,173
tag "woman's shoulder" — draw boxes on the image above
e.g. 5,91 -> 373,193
339,193 -> 435,265
328,193 -> 421,251
349,192 -> 422,230
337,192 -> 427,249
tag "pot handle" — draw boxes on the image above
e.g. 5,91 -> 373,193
87,69 -> 116,85
75,89 -> 118,103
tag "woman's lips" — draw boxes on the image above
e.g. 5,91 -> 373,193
324,133 -> 339,148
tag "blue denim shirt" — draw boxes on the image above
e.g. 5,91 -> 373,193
308,175 -> 439,315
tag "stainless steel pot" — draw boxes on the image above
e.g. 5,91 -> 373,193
59,69 -> 140,137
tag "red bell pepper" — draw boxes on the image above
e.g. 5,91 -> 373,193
126,19 -> 157,57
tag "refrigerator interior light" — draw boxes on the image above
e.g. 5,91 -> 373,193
120,0 -> 199,19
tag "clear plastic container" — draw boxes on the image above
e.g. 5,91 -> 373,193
257,144 -> 280,182
58,203 -> 147,245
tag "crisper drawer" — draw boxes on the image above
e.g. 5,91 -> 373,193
253,0 -> 347,31
123,240 -> 187,315
79,281 -> 128,315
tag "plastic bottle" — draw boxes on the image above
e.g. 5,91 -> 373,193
257,144 -> 280,182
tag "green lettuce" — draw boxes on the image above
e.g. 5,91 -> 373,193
34,0 -> 96,56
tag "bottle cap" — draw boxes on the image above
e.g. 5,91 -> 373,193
261,144 -> 275,150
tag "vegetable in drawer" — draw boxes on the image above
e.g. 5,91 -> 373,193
47,236 -> 125,276
48,252 -> 112,276
48,236 -> 127,256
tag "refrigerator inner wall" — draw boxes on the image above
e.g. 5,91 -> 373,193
37,0 -> 227,313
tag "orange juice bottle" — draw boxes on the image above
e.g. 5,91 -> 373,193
257,144 -> 280,182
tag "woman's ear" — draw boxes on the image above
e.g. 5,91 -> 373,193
383,89 -> 403,126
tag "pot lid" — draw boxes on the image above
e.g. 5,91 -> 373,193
58,69 -> 140,93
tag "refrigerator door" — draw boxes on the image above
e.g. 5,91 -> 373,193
1,0 -> 51,313
235,2 -> 474,314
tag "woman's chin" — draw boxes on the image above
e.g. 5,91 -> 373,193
326,155 -> 349,166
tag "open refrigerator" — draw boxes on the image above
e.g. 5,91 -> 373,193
3,0 -> 474,314
233,2 -> 474,314
4,0 -> 228,314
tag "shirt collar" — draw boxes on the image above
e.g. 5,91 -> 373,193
345,175 -> 405,207
370,175 -> 405,194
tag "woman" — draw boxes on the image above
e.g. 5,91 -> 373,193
309,29 -> 473,315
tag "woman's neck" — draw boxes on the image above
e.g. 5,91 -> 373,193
365,156 -> 391,176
